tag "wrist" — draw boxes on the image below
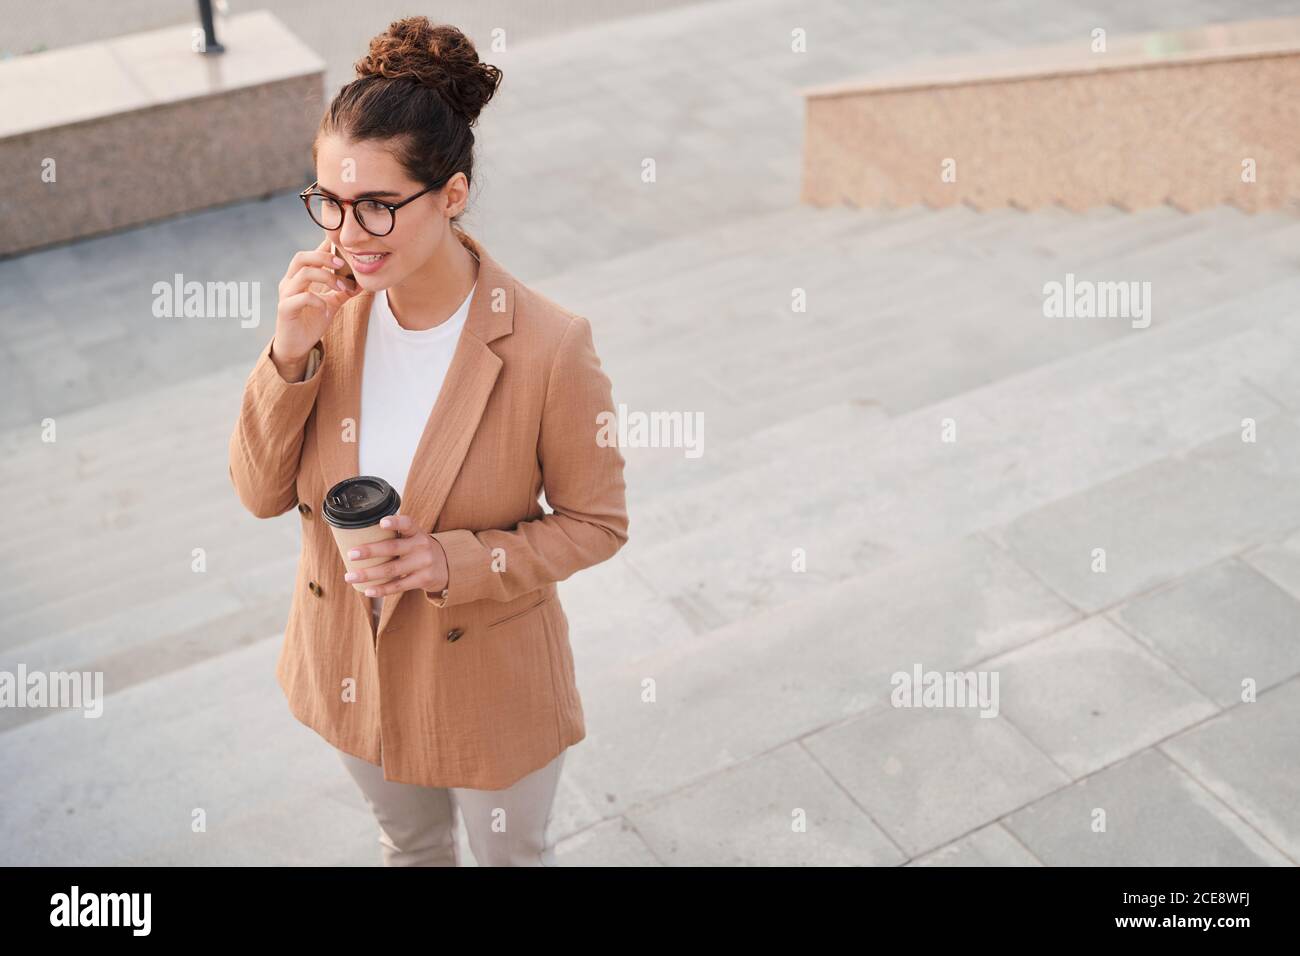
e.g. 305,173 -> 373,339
269,340 -> 309,382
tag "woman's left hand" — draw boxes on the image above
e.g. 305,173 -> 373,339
344,513 -> 449,597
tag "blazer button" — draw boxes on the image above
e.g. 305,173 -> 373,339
446,627 -> 464,642
298,502 -> 312,518
308,581 -> 323,597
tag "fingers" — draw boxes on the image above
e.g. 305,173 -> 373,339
355,552 -> 429,594
282,244 -> 345,285
381,513 -> 416,535
319,284 -> 360,320
344,514 -> 432,593
282,265 -> 357,298
359,574 -> 416,598
346,530 -> 421,562
344,514 -> 423,562
282,248 -> 329,283
280,290 -> 327,317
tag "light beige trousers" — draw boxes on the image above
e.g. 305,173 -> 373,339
336,744 -> 566,867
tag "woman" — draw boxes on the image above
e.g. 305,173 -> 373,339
227,17 -> 629,867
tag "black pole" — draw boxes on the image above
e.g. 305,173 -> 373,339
196,0 -> 225,53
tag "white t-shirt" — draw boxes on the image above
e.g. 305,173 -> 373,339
359,282 -> 476,624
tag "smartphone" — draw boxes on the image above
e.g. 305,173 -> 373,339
331,242 -> 355,281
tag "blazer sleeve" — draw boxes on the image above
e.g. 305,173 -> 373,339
228,339 -> 324,519
424,314 -> 629,607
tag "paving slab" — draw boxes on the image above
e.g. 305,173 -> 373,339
1161,676 -> 1300,862
627,741 -> 906,865
1243,526 -> 1300,598
907,823 -> 1043,866
983,615 -> 1219,778
992,414 -> 1300,613
1001,748 -> 1291,866
1113,558 -> 1300,708
800,701 -> 1069,858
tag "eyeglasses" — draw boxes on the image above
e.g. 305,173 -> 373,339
298,176 -> 450,237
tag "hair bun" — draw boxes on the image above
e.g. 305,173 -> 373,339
355,17 -> 502,125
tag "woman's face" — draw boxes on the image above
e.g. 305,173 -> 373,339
312,135 -> 467,291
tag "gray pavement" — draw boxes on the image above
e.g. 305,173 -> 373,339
1,0 -> 1298,865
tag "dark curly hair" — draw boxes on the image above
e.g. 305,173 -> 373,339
315,17 -> 503,225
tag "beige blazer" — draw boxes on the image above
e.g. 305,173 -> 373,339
228,228 -> 629,790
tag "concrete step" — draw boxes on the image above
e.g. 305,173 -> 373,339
0,522 -> 297,655
0,488 -> 297,607
622,399 -> 888,495
0,591 -> 295,736
0,547 -> 296,681
562,208 -> 1300,376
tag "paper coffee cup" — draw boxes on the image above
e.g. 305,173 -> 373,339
321,476 -> 402,593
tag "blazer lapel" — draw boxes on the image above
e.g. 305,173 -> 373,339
350,228 -> 516,638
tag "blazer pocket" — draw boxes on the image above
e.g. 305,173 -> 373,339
486,594 -> 551,629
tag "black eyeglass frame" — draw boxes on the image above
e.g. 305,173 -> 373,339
298,176 -> 451,237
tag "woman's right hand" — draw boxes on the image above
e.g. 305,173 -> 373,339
271,237 -> 360,376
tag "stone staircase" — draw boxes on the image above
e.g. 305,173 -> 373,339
3,193 -> 1299,864
5,200 -> 1297,693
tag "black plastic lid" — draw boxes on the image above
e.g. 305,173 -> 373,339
321,476 -> 401,529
